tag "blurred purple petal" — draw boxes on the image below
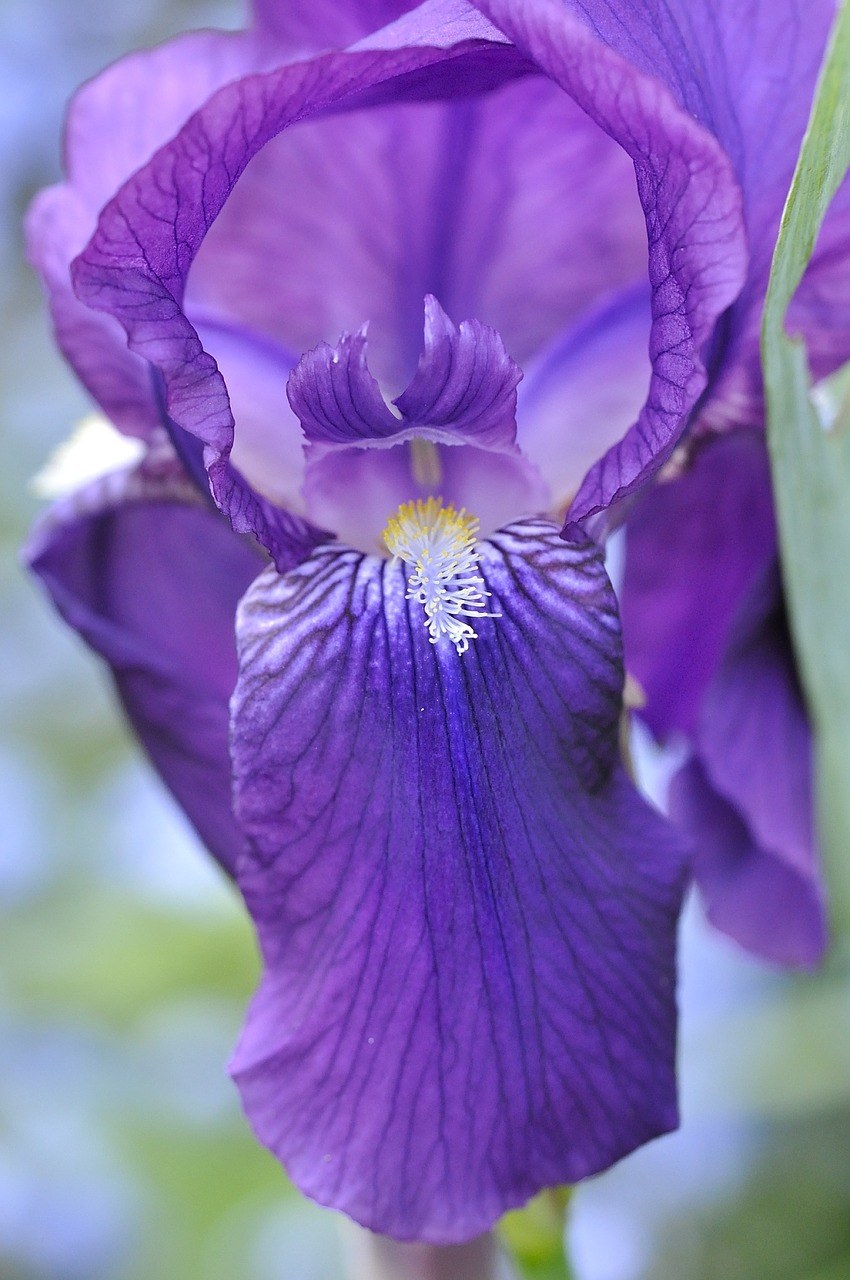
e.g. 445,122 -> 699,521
26,29 -> 260,437
621,431 -> 776,740
27,459 -> 263,876
622,430 -> 826,967
678,570 -> 826,969
230,520 -> 687,1240
672,759 -> 824,971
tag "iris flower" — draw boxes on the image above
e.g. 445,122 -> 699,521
25,0 -> 848,1243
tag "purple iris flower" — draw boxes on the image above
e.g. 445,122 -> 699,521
24,0 -> 849,1244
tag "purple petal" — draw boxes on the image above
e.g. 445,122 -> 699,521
394,295 -> 522,446
677,570 -> 826,969
517,283 -> 651,510
621,430 -> 776,740
25,29 -> 260,438
26,460 -> 263,876
289,298 -> 546,547
472,0 -> 749,516
194,317 -> 307,514
253,0 -> 417,50
473,0 -> 839,448
300,442 -> 418,551
287,327 -> 402,446
71,33 -> 529,557
621,428 -> 825,967
229,520 -> 687,1240
25,186 -> 160,441
187,71 -> 645,392
303,439 -> 547,551
672,759 -> 825,971
289,296 -> 522,449
788,173 -> 850,385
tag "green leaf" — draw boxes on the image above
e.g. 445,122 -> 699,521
761,0 -> 850,932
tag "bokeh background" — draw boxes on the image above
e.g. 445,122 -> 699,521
2,3 -> 849,1278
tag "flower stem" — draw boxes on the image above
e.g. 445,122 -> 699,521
498,1188 -> 574,1280
346,1230 -> 504,1280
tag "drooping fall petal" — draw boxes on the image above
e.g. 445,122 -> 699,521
230,520 -> 688,1240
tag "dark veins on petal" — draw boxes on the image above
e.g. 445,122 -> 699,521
229,518 -> 688,1241
288,294 -> 522,450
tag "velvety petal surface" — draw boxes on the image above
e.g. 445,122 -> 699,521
26,456 -> 263,876
672,757 -> 824,971
621,430 -> 776,740
229,519 -> 687,1241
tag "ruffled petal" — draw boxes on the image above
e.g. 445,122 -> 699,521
289,296 -> 546,547
194,317 -> 306,513
26,458 -> 263,876
71,29 -> 531,562
473,1 -> 839,440
394,295 -> 522,445
289,296 -> 522,448
288,327 -> 403,445
472,0 -> 748,517
621,430 -> 776,740
187,69 -> 644,390
229,519 -> 687,1241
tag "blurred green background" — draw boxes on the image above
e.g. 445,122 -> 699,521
1,3 -> 849,1278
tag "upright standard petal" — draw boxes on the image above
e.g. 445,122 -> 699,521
230,520 -> 688,1241
253,0 -> 417,52
472,0 -> 749,518
71,33 -> 532,562
188,71 -> 645,389
26,457 -> 263,876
